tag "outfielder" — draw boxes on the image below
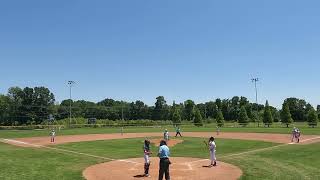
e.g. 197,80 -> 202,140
50,129 -> 56,143
164,129 -> 169,141
143,139 -> 151,177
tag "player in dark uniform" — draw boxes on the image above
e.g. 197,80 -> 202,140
175,127 -> 182,137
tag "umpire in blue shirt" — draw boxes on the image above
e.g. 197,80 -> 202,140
158,140 -> 171,180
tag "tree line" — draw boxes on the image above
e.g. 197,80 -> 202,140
0,86 -> 319,127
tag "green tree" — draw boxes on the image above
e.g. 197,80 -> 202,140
216,109 -> 224,127
184,100 -> 195,121
33,87 -> 55,124
238,106 -> 249,126
307,108 -> 318,128
317,105 -> 320,120
221,99 -> 230,120
251,112 -> 259,122
230,96 -> 240,120
97,98 -> 116,107
194,108 -> 203,126
263,100 -> 273,127
152,96 -> 168,120
205,101 -> 217,119
172,108 -> 182,125
196,103 -> 207,119
273,110 -> 281,123
281,102 -> 293,128
284,98 -> 311,121
0,95 -> 10,125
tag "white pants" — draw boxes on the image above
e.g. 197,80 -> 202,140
164,135 -> 169,141
144,154 -> 150,164
210,150 -> 216,163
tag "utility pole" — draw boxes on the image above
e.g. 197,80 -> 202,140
121,105 -> 124,121
251,78 -> 259,127
68,81 -> 76,127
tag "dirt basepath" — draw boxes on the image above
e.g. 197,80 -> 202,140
2,132 -> 320,147
83,157 -> 242,180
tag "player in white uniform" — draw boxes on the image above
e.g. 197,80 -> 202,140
208,137 -> 217,167
216,126 -> 220,135
291,127 -> 301,143
143,139 -> 151,177
164,129 -> 169,141
50,129 -> 56,143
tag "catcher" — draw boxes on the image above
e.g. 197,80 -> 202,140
143,139 -> 152,177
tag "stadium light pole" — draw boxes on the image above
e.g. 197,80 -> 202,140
68,81 -> 76,127
251,78 -> 259,127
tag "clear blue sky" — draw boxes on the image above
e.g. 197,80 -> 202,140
1,0 -> 319,108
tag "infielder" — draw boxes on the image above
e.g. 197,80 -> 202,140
216,126 -> 220,135
164,129 -> 169,141
208,137 -> 217,167
175,127 -> 182,137
291,127 -> 301,143
50,129 -> 56,143
143,139 -> 151,177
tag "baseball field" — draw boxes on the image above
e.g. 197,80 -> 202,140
1,126 -> 320,180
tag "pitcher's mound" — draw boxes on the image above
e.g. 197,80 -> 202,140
83,157 -> 242,180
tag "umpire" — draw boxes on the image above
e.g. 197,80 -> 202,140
158,140 -> 171,180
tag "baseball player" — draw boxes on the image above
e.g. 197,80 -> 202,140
208,137 -> 217,167
216,126 -> 220,135
164,129 -> 169,141
291,127 -> 301,143
175,126 -> 182,137
143,139 -> 151,177
50,129 -> 56,143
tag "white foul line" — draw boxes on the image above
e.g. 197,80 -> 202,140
0,139 -> 140,165
189,136 -> 320,164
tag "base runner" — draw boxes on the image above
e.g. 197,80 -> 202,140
291,127 -> 301,143
50,129 -> 56,143
216,126 -> 220,135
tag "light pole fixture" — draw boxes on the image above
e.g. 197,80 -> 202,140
251,78 -> 259,126
68,80 -> 76,127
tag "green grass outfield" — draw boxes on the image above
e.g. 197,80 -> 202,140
1,137 -> 319,180
0,124 -> 319,139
